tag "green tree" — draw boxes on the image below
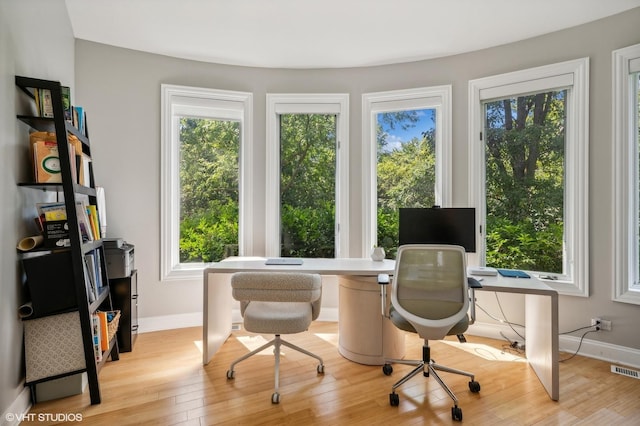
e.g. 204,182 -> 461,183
484,91 -> 566,272
179,117 -> 239,262
280,114 -> 336,257
376,111 -> 436,257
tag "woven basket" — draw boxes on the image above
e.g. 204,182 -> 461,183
107,310 -> 121,342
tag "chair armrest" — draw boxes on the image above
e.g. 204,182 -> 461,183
468,277 -> 483,288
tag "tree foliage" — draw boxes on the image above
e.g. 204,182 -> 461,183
280,114 -> 336,257
484,91 -> 566,272
177,97 -> 566,272
377,111 -> 436,257
179,117 -> 239,262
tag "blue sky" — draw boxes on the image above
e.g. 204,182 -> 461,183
378,108 -> 435,151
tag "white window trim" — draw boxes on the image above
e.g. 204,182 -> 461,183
468,58 -> 589,297
265,93 -> 349,258
160,84 -> 253,281
362,86 -> 452,256
613,43 -> 640,305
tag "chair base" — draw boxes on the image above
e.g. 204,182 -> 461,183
383,340 -> 480,422
226,334 -> 324,404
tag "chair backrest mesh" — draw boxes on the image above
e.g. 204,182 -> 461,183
395,245 -> 466,320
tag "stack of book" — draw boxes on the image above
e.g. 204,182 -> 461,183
35,201 -> 103,248
29,131 -> 90,186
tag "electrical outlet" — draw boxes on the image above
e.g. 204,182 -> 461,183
592,317 -> 612,331
599,319 -> 612,331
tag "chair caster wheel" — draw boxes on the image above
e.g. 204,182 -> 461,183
389,392 -> 399,406
226,370 -> 235,380
382,363 -> 393,376
469,380 -> 481,393
271,392 -> 280,404
451,406 -> 463,421
317,364 -> 325,374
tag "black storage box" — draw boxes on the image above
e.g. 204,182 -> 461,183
22,251 -> 77,317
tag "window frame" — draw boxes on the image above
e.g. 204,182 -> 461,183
160,84 -> 253,281
613,43 -> 640,305
362,86 -> 453,256
265,93 -> 349,258
468,58 -> 590,297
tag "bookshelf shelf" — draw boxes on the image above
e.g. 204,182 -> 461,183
15,75 -> 118,405
18,182 -> 95,195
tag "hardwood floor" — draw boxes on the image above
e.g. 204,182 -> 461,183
23,322 -> 640,425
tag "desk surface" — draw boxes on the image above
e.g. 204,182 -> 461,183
470,272 -> 557,295
205,257 -> 396,276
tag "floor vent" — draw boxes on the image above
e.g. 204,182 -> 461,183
231,323 -> 242,331
611,365 -> 640,379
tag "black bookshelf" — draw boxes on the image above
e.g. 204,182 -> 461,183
15,75 -> 119,405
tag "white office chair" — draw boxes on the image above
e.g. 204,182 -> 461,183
226,271 -> 325,404
378,244 -> 481,422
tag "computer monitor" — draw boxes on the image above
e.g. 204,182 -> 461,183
398,207 -> 476,253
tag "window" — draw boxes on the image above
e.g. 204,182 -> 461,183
362,86 -> 452,257
613,43 -> 640,305
265,94 -> 349,258
469,58 -> 589,296
161,84 -> 253,280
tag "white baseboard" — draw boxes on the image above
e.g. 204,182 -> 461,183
138,313 -> 639,369
140,308 -> 340,334
468,321 -> 640,369
2,387 -> 31,426
558,333 -> 640,369
317,308 -> 338,322
138,312 -> 202,333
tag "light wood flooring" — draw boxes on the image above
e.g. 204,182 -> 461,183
23,322 -> 640,425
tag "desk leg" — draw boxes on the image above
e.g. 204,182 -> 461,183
203,272 -> 233,365
525,292 -> 559,400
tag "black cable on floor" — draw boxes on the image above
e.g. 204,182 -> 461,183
559,329 -> 598,362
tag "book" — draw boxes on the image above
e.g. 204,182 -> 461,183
73,106 -> 86,136
92,314 -> 103,362
97,311 -> 109,351
76,202 -> 94,241
36,202 -> 66,221
87,205 -> 101,239
85,253 -> 97,295
79,153 -> 91,186
83,256 -> 97,303
32,139 -> 62,183
36,202 -> 70,247
61,86 -> 72,122
39,89 -> 54,118
34,88 -> 41,116
497,269 -> 531,279
94,250 -> 104,289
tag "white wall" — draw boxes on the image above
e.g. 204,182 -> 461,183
73,9 -> 640,353
0,0 -> 75,419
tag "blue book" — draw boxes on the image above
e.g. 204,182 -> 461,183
497,269 -> 530,278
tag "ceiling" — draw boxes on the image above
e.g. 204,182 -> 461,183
64,0 -> 640,69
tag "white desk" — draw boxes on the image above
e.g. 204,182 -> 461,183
203,257 -> 403,366
471,273 -> 559,401
202,258 -> 559,401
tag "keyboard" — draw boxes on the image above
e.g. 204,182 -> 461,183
265,258 -> 304,265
